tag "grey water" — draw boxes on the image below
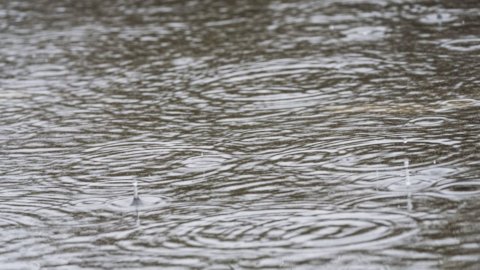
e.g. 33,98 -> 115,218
0,0 -> 479,269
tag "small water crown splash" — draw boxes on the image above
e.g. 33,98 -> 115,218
131,180 -> 143,207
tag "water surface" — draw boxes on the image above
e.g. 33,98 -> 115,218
1,0 -> 479,269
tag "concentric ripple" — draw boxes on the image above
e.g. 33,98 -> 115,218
434,180 -> 480,201
188,58 -> 360,114
69,195 -> 168,213
342,171 -> 436,193
440,38 -> 480,52
77,138 -> 232,181
341,26 -> 388,42
419,13 -> 457,25
270,137 -> 466,173
162,207 -> 417,251
406,116 -> 451,127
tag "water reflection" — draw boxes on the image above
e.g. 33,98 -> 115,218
1,0 -> 479,268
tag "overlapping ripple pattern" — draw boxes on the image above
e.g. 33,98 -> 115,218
0,0 -> 479,269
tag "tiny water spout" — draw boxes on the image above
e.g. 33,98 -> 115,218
437,13 -> 443,27
131,181 -> 143,207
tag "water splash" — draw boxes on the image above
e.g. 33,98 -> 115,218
131,181 -> 143,207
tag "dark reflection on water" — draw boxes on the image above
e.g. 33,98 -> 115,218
1,0 -> 479,269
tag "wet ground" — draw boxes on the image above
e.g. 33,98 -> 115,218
1,0 -> 479,269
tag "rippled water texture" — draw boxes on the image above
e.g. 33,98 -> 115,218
1,0 -> 479,269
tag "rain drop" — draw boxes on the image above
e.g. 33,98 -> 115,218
404,159 -> 411,187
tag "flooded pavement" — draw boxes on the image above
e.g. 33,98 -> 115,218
1,0 -> 479,269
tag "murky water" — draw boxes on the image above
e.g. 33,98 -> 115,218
1,0 -> 479,269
